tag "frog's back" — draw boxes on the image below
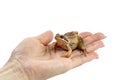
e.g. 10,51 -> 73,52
64,31 -> 79,50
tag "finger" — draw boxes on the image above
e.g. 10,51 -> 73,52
79,32 -> 93,38
86,40 -> 104,52
70,52 -> 98,68
35,30 -> 53,45
84,32 -> 106,45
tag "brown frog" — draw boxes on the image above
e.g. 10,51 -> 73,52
55,31 -> 87,57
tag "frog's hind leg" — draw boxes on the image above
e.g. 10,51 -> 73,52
78,37 -> 87,56
62,44 -> 72,58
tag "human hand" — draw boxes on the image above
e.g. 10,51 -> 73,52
9,31 -> 105,80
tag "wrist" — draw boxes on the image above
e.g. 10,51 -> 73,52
0,59 -> 29,80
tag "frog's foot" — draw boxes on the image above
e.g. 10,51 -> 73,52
82,48 -> 87,56
61,50 -> 72,58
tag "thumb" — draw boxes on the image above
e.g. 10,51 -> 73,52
35,30 -> 53,45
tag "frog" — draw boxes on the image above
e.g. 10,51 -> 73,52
55,31 -> 87,58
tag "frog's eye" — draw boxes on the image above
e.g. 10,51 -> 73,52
60,35 -> 69,42
60,35 -> 64,38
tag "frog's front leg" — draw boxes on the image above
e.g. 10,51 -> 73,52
52,42 -> 58,53
62,44 -> 72,58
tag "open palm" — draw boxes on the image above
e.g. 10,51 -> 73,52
11,31 -> 105,80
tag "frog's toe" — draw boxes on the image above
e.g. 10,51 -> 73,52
61,52 -> 72,58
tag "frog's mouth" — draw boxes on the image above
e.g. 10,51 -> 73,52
60,35 -> 69,42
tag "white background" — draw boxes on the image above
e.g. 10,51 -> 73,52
0,0 -> 120,80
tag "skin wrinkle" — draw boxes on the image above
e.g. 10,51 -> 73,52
16,59 -> 31,80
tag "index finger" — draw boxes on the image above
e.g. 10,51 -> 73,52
79,32 -> 93,38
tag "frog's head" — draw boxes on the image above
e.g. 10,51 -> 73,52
55,34 -> 62,40
55,34 -> 68,42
